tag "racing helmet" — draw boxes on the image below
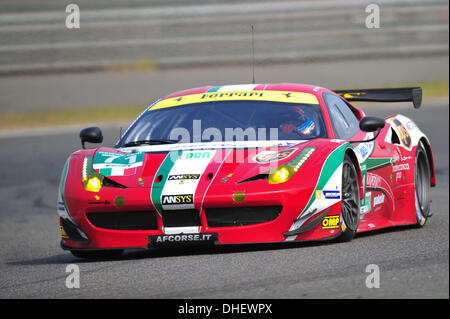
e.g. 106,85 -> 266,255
280,106 -> 316,138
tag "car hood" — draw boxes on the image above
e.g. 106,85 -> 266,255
90,139 -> 325,188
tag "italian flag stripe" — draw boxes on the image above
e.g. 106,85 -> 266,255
298,144 -> 348,218
150,151 -> 182,215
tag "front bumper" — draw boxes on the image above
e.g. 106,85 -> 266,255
60,184 -> 343,250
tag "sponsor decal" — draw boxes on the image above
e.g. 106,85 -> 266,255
93,151 -> 144,176
405,119 -> 418,131
150,233 -> 217,244
161,194 -> 193,205
253,148 -> 297,163
360,192 -> 372,214
373,194 -> 385,207
168,174 -> 200,180
321,215 -> 340,229
181,151 -> 213,160
341,92 -> 367,99
316,190 -> 341,200
389,118 -> 412,150
366,174 -> 382,187
353,136 -> 375,162
150,91 -> 319,111
392,163 -> 409,172
221,173 -> 233,183
60,226 -> 69,239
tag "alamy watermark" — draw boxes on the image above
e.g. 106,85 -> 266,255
65,264 -> 80,288
65,4 -> 80,29
365,264 -> 380,288
365,4 -> 381,29
168,120 -> 279,146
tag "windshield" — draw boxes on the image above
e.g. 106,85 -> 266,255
118,100 -> 327,147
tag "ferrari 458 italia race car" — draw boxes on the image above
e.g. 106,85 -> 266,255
57,83 -> 435,259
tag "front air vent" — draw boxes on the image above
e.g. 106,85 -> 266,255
237,173 -> 269,184
103,176 -> 127,188
87,211 -> 158,230
161,209 -> 201,227
205,206 -> 282,227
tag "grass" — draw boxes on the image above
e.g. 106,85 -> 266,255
0,104 -> 146,130
386,80 -> 449,100
0,79 -> 447,131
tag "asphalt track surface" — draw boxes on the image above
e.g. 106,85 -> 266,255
0,96 -> 448,300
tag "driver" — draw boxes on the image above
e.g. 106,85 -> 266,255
280,106 -> 317,138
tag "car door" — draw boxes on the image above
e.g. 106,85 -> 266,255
323,93 -> 395,224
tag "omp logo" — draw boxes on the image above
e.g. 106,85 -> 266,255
321,215 -> 340,229
162,194 -> 193,205
168,174 -> 200,180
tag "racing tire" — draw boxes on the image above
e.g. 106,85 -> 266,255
414,142 -> 431,227
70,249 -> 124,260
338,154 -> 360,242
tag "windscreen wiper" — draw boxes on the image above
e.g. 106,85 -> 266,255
123,139 -> 179,147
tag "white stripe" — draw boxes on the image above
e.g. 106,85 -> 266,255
161,150 -> 216,210
164,226 -> 200,234
120,140 -> 306,153
216,84 -> 259,92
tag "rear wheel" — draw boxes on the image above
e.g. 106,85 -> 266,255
70,249 -> 124,260
415,142 -> 431,226
338,154 -> 360,242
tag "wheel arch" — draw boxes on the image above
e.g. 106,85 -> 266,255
344,147 -> 364,200
418,137 -> 436,187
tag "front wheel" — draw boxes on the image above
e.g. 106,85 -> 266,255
338,154 -> 360,242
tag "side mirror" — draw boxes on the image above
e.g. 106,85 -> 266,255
350,116 -> 385,144
359,116 -> 385,132
80,127 -> 103,149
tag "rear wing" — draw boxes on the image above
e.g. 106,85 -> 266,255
334,87 -> 422,109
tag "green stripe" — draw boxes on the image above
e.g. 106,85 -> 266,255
99,168 -> 112,176
58,158 -> 71,214
59,158 -> 70,201
365,157 -> 392,171
150,151 -> 182,214
207,86 -> 221,92
299,144 -> 349,218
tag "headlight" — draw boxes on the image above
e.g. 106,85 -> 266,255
82,156 -> 104,192
268,166 -> 296,184
83,175 -> 103,192
268,147 -> 316,184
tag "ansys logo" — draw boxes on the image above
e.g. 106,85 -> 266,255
162,194 -> 193,205
168,174 -> 200,180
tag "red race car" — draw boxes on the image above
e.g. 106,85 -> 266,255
57,83 -> 435,259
